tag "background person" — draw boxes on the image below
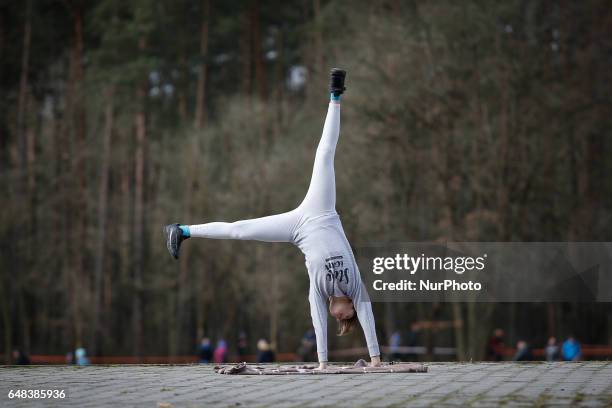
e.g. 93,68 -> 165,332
513,340 -> 533,361
389,330 -> 402,361
197,337 -> 213,364
12,349 -> 30,365
75,347 -> 90,366
486,328 -> 505,361
545,337 -> 560,361
237,331 -> 248,361
213,340 -> 228,364
562,336 -> 582,361
256,339 -> 275,363
297,328 -> 317,362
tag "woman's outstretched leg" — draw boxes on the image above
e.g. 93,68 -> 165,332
189,210 -> 300,242
164,210 -> 300,259
299,68 -> 346,215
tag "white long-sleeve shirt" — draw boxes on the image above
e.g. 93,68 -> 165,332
292,211 -> 380,363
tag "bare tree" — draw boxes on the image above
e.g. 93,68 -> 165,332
91,87 -> 114,355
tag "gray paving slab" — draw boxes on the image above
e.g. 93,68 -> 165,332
0,362 -> 611,407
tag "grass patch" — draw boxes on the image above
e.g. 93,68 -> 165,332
533,393 -> 552,408
572,392 -> 585,403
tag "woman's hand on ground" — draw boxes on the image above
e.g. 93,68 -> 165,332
370,356 -> 381,367
314,362 -> 328,370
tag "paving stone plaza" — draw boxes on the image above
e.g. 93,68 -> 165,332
1,361 -> 611,407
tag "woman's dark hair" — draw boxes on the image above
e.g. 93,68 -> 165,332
336,311 -> 358,336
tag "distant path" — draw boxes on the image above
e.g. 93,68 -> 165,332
1,361 -> 611,407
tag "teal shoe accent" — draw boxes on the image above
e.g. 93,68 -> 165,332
179,225 -> 191,237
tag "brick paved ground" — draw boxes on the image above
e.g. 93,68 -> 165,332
1,362 -> 611,407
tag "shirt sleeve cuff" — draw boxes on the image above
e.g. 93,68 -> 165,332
317,352 -> 328,362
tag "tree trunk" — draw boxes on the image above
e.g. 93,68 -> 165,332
52,84 -> 72,351
240,7 -> 252,96
178,53 -> 188,122
119,149 -> 132,349
91,88 -> 114,356
0,268 -> 11,363
312,0 -> 324,76
25,97 -> 36,238
133,114 -> 145,357
272,28 -> 284,143
133,100 -> 145,357
547,303 -> 556,338
0,7 -> 5,164
0,7 -> 4,64
66,3 -> 87,348
23,95 -> 37,354
14,0 -> 33,356
251,0 -> 266,101
194,0 -> 210,129
132,38 -> 148,358
452,304 -> 465,360
167,288 -> 177,356
269,271 -> 279,351
17,289 -> 30,354
17,0 -> 31,169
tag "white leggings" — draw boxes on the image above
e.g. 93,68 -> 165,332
189,102 -> 340,240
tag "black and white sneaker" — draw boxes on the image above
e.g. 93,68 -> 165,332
164,223 -> 189,259
329,68 -> 346,96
